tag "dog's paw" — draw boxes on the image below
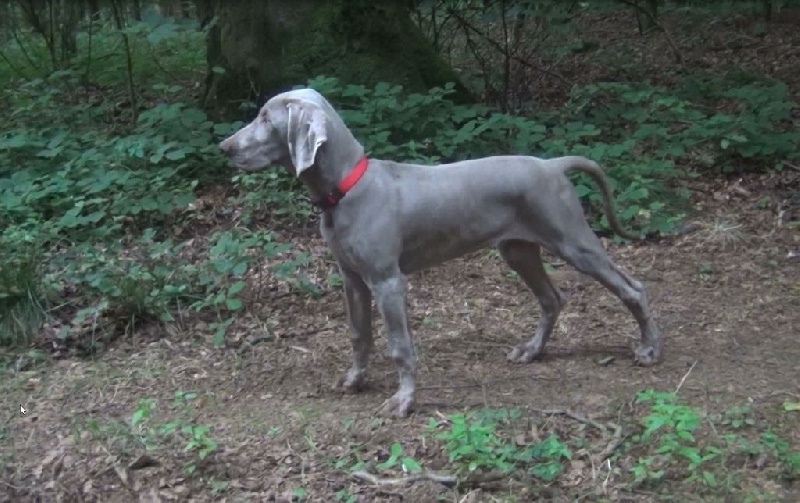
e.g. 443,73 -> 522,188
339,367 -> 367,393
507,345 -> 542,364
633,345 -> 661,366
380,391 -> 415,418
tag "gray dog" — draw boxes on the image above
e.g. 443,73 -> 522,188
219,88 -> 662,417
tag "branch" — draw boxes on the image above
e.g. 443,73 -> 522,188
449,7 -> 576,89
351,469 -> 507,488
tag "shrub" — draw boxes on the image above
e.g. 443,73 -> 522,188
306,75 -> 686,236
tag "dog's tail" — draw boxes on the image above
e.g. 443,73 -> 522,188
548,156 -> 640,241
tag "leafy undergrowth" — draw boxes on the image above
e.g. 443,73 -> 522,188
3,68 -> 797,354
315,392 -> 797,501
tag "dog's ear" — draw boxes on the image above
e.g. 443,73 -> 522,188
286,101 -> 327,176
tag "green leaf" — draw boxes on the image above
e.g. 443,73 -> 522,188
165,148 -> 187,161
702,470 -> 717,487
232,261 -> 248,276
390,442 -> 403,457
401,457 -> 421,472
573,184 -> 592,197
225,298 -> 243,310
228,281 -> 246,295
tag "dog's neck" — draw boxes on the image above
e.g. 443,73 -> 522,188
297,119 -> 366,204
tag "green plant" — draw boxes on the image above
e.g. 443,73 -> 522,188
429,408 -> 571,479
632,390 -> 722,486
292,486 -> 307,501
208,478 -> 229,495
181,424 -> 218,474
335,489 -> 356,503
127,390 -> 219,475
374,442 -> 421,473
759,431 -> 800,478
431,411 -> 516,473
0,72 -> 308,346
721,405 -> 755,430
0,236 -> 46,347
525,433 -> 573,481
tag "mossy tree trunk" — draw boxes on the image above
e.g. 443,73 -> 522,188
198,0 -> 471,118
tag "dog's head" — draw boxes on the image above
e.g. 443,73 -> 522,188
218,89 -> 329,176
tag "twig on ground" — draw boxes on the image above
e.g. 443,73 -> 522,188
766,390 -> 800,400
282,325 -> 331,339
351,469 -> 506,488
596,421 -> 625,463
674,360 -> 698,394
235,324 -> 332,352
532,408 -> 624,463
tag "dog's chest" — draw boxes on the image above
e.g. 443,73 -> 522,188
319,219 -> 359,268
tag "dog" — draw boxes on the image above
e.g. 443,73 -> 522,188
218,88 -> 662,417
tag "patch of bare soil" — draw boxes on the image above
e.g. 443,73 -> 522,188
2,8 -> 800,503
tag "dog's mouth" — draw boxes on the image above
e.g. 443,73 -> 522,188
227,155 -> 269,171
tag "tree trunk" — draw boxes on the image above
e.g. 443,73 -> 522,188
0,1 -> 8,43
58,0 -> 79,60
635,0 -> 659,34
762,0 -> 772,21
202,0 -> 471,118
131,0 -> 143,21
87,0 -> 100,20
158,0 -> 179,17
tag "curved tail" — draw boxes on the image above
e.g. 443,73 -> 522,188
547,156 -> 640,241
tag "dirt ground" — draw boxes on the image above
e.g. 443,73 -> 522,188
2,6 -> 800,503
3,172 -> 798,503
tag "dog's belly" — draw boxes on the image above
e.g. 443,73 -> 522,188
397,211 -> 523,274
398,237 -> 487,273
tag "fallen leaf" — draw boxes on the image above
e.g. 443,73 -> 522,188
129,454 -> 160,470
35,447 -> 64,479
783,401 -> 800,411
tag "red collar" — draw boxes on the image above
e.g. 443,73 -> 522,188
311,155 -> 369,211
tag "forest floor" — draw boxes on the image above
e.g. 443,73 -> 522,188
2,6 -> 799,503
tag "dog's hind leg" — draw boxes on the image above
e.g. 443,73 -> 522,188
339,269 -> 373,392
553,232 -> 662,365
499,240 -> 566,363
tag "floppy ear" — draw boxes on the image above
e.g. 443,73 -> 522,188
286,102 -> 328,176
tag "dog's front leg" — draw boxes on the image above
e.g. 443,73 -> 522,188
339,269 -> 373,392
371,274 -> 416,417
